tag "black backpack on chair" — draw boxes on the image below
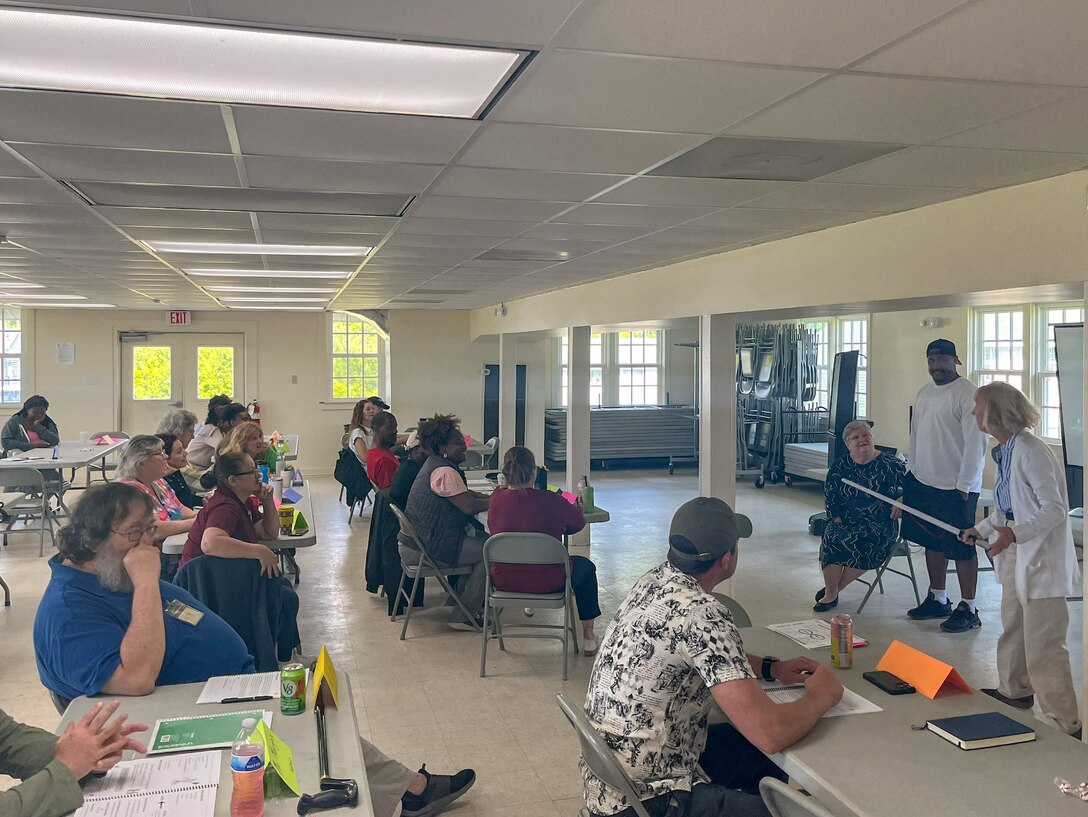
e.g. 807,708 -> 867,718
334,446 -> 372,507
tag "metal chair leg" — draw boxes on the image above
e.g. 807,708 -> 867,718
399,571 -> 424,640
0,574 -> 9,606
391,570 -> 408,622
905,547 -> 921,605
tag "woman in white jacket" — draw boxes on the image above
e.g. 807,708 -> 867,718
962,382 -> 1081,737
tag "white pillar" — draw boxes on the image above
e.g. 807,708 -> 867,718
566,326 -> 591,495
698,314 -> 738,504
498,333 -> 518,454
1081,282 -> 1087,741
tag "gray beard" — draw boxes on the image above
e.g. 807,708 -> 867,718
95,544 -> 135,595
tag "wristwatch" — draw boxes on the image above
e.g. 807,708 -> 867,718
761,656 -> 779,682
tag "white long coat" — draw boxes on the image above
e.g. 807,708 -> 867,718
976,430 -> 1080,604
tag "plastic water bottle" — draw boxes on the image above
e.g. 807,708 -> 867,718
230,718 -> 265,817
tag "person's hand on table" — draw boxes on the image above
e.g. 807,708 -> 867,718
32,441 -> 52,449
256,545 -> 281,577
123,545 -> 162,588
803,665 -> 844,708
54,700 -> 148,779
770,657 -> 822,684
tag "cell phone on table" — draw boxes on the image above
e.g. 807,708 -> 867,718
863,670 -> 916,695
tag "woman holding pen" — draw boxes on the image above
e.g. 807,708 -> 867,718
961,382 -> 1081,737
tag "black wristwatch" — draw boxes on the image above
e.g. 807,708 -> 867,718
761,656 -> 779,682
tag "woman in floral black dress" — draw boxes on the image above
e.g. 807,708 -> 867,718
815,420 -> 905,612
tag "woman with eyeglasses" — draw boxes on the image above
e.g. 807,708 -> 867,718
116,434 -> 197,548
179,452 -> 281,576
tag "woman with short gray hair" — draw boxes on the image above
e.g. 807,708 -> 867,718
155,408 -> 198,448
117,434 -> 196,551
815,420 -> 904,612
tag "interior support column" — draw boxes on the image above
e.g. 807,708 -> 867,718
567,326 -> 591,547
498,333 -> 518,458
698,313 -> 738,504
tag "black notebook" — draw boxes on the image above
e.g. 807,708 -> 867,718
926,711 -> 1036,750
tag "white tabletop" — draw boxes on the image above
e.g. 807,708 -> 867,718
734,627 -> 1088,817
58,672 -> 373,817
468,479 -> 612,526
162,481 -> 318,556
0,439 -> 127,470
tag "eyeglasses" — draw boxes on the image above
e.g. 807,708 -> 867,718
232,469 -> 261,479
111,524 -> 159,543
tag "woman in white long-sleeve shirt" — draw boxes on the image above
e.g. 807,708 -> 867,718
962,382 -> 1081,737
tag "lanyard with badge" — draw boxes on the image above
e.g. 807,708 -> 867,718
164,598 -> 204,625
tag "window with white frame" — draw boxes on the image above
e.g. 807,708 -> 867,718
804,320 -> 831,408
839,317 -> 869,418
801,316 -> 868,415
1039,304 -> 1084,439
558,330 -> 660,407
330,312 -> 387,400
0,308 -> 22,405
975,308 -> 1025,390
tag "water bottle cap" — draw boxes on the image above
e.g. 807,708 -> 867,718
241,717 -> 257,729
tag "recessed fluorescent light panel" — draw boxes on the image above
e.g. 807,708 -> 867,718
6,302 -> 115,307
0,282 -> 44,288
185,269 -> 352,279
230,305 -> 325,311
147,242 -> 372,256
206,286 -> 337,294
0,293 -> 87,299
219,297 -> 329,303
0,8 -> 528,118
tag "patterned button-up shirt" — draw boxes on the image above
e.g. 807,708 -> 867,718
581,562 -> 754,815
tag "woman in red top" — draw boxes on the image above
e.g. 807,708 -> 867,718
366,411 -> 401,490
486,446 -> 602,655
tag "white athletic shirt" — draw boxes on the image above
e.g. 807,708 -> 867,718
907,376 -> 987,494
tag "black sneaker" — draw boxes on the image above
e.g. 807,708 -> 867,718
401,765 -> 476,817
907,592 -> 953,620
980,688 -> 1034,710
940,602 -> 981,633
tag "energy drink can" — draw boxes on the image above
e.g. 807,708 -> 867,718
830,614 -> 853,669
280,663 -> 306,715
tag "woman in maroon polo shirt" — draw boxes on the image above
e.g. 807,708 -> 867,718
179,452 -> 280,575
486,446 -> 603,655
366,411 -> 401,491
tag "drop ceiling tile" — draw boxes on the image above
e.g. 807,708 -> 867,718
555,202 -> 718,226
634,226 -> 778,245
97,207 -> 255,229
0,178 -> 77,205
855,0 -> 1088,86
519,223 -> 652,241
0,203 -> 101,224
243,157 -> 442,194
729,75 -> 1072,144
398,218 -> 536,237
495,238 -> 616,256
494,50 -> 822,133
459,124 -> 702,174
0,90 -> 231,152
597,177 -> 792,207
820,145 -> 1088,187
689,208 -> 844,230
383,234 -> 500,250
250,230 -> 383,246
253,213 -> 399,234
127,227 -> 257,242
557,0 -> 965,68
233,107 -> 478,164
741,182 -> 959,213
408,196 -> 573,222
11,144 -> 239,186
936,91 -> 1088,153
431,167 -> 623,202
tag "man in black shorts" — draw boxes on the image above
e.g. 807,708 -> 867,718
903,340 -> 988,633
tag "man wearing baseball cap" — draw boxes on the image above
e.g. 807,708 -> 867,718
903,339 -> 988,633
582,498 -> 843,817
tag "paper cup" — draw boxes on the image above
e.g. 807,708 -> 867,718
79,431 -> 89,446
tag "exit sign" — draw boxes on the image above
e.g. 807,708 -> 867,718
169,310 -> 191,325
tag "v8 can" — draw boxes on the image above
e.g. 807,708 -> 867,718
280,663 -> 306,715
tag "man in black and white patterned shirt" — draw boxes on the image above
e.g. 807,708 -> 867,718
582,498 -> 843,817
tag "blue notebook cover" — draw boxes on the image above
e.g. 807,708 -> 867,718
926,711 -> 1035,750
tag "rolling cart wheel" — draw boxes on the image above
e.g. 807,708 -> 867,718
784,475 -> 793,487
755,476 -> 765,489
769,472 -> 779,485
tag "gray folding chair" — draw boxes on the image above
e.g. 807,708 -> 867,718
481,532 -> 579,680
555,694 -> 652,817
710,591 -> 752,628
388,503 -> 480,639
86,431 -> 129,486
855,536 -> 920,614
760,778 -> 835,817
0,466 -> 57,557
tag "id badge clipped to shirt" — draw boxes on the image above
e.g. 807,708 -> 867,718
164,599 -> 204,626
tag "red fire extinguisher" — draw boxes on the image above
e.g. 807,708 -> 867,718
246,398 -> 261,426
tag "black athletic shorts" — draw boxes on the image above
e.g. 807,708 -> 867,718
900,471 -> 978,561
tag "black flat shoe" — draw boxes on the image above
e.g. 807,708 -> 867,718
813,596 -> 839,613
815,588 -> 826,602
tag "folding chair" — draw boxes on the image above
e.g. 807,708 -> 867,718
0,466 -> 57,557
387,504 -> 480,639
710,591 -> 752,628
555,694 -> 652,817
481,532 -> 578,680
85,431 -> 129,486
855,535 -> 920,614
759,778 -> 835,817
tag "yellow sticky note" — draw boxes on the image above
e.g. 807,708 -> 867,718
253,720 -> 300,796
312,646 -> 339,709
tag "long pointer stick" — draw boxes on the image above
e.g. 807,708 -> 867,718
841,478 -> 988,549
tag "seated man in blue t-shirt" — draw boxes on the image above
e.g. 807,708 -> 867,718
34,483 -> 255,701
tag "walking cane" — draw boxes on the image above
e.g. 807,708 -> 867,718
297,697 -> 359,815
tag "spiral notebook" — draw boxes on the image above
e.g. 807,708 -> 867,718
148,709 -> 272,754
74,751 -> 220,816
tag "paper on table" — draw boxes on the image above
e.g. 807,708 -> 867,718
760,680 -> 883,717
196,671 -> 280,704
75,751 -> 220,817
766,619 -> 868,650
148,709 -> 272,754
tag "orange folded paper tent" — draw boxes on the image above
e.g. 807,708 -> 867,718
876,640 -> 972,699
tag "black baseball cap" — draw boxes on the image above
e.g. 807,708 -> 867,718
668,497 -> 752,570
365,396 -> 390,410
926,339 -> 959,360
